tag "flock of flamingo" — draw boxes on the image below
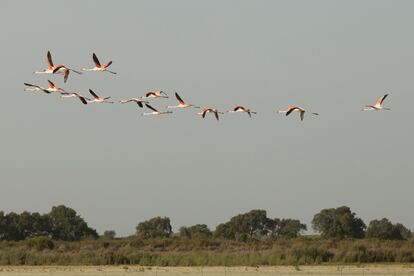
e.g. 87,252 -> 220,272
24,51 -> 391,121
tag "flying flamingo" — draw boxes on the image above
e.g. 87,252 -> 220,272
52,65 -> 82,83
33,51 -> 81,82
167,92 -> 200,109
143,103 -> 173,116
227,106 -> 257,117
82,53 -> 117,74
33,51 -> 56,74
362,94 -> 390,111
60,92 -> 89,105
119,98 -> 149,108
197,108 -> 223,121
24,80 -> 65,93
140,91 -> 168,99
87,89 -> 114,104
278,106 -> 319,121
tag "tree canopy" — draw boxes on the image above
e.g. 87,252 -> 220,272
312,206 -> 366,239
214,209 -> 306,241
0,206 -> 97,241
366,218 -> 412,240
136,217 -> 172,239
179,224 -> 212,239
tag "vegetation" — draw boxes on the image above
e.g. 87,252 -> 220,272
136,217 -> 172,239
0,206 -> 97,241
312,206 -> 366,239
0,205 -> 412,266
103,230 -> 116,240
179,224 -> 212,239
366,218 -> 412,240
0,237 -> 413,265
213,210 -> 306,241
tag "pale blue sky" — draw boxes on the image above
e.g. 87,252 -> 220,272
0,1 -> 413,236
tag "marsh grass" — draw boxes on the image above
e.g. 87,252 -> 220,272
0,237 -> 413,266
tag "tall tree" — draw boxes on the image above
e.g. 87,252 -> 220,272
269,218 -> 307,238
49,205 -> 98,241
214,210 -> 270,240
366,218 -> 412,240
312,206 -> 366,239
136,217 -> 172,239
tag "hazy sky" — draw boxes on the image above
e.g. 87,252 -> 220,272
1,1 -> 413,236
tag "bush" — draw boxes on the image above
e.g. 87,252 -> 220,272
27,237 -> 54,251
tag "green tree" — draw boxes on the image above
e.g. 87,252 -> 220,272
179,224 -> 212,239
0,211 -> 50,240
49,205 -> 98,241
366,218 -> 412,240
269,218 -> 307,238
136,217 -> 172,239
16,211 -> 51,239
394,223 -> 412,240
2,212 -> 21,240
214,210 -> 270,240
312,206 -> 366,239
214,222 -> 234,239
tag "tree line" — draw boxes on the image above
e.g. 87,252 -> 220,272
0,205 -> 97,241
0,205 -> 411,242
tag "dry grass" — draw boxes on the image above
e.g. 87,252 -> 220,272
0,265 -> 414,276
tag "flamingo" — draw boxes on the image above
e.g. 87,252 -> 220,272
278,106 -> 319,121
34,51 -> 81,82
33,51 -> 56,74
197,108 -> 223,121
82,53 -> 117,74
24,80 -> 65,93
140,91 -> 168,99
119,98 -> 149,108
362,94 -> 390,111
167,92 -> 200,109
227,106 -> 257,117
60,92 -> 89,105
52,65 -> 82,83
87,89 -> 114,104
143,103 -> 172,116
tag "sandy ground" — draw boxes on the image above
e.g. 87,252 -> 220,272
0,265 -> 414,276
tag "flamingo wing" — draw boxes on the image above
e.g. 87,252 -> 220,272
300,111 -> 305,121
92,53 -> 101,68
89,89 -> 100,99
47,51 -> 54,69
175,93 -> 185,105
78,95 -> 88,105
286,106 -> 298,116
104,61 -> 112,68
47,80 -> 55,88
214,111 -> 219,121
52,65 -> 64,74
24,83 -> 40,88
63,69 -> 69,83
376,94 -> 388,106
145,103 -> 158,113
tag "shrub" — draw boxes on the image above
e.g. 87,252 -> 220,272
27,237 -> 54,251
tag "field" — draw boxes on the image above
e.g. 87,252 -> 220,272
0,265 -> 414,276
